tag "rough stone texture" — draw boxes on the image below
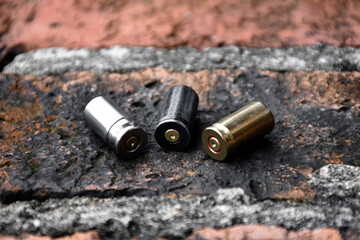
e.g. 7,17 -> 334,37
0,164 -> 359,239
307,164 -> 360,206
186,226 -> 342,240
1,69 -> 359,204
4,45 -> 360,76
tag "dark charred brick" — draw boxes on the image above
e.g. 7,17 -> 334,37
0,69 -> 359,203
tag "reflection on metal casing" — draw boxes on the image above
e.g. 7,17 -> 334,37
84,96 -> 147,159
154,85 -> 199,151
202,101 -> 275,161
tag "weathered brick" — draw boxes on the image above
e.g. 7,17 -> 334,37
0,70 -> 359,203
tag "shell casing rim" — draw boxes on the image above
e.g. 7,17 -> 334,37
154,119 -> 190,150
111,123 -> 148,158
201,125 -> 232,161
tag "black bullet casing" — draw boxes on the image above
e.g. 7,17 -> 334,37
154,85 -> 199,150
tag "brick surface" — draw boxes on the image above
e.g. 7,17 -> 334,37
187,226 -> 342,240
1,0 -> 360,51
0,231 -> 100,240
2,0 -> 360,68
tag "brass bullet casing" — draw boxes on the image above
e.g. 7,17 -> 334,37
202,102 -> 275,161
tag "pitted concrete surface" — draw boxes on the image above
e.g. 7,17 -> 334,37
0,165 -> 359,239
4,44 -> 360,76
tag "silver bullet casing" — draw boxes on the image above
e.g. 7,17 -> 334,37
84,96 -> 148,159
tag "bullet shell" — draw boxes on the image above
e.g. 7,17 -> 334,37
155,85 -> 199,151
202,101 -> 275,161
84,96 -> 147,159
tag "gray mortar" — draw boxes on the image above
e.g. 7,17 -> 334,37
0,164 -> 359,239
3,44 -> 360,75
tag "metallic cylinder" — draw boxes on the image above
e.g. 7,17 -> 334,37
154,85 -> 199,151
202,101 -> 275,161
84,96 -> 147,159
